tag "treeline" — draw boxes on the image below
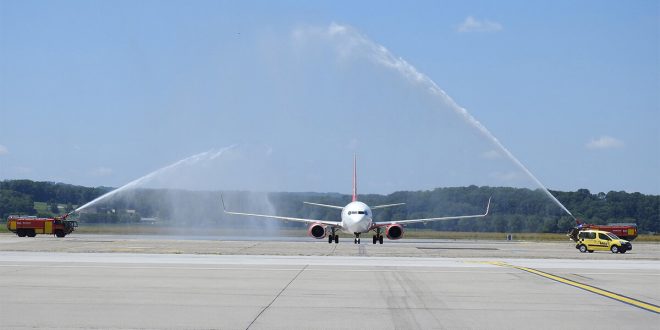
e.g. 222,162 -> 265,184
1,180 -> 658,233
0,180 -> 111,219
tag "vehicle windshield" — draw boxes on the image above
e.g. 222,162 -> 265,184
606,233 -> 620,240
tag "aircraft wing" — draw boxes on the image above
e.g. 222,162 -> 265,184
221,196 -> 341,227
372,197 -> 491,227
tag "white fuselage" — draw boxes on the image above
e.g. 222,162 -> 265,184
340,201 -> 373,234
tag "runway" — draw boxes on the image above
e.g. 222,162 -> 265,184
0,235 -> 658,329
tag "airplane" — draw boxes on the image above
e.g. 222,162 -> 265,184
221,155 -> 491,244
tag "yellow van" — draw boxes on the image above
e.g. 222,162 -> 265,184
576,230 -> 632,253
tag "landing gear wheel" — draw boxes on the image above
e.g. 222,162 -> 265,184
328,235 -> 333,244
578,245 -> 587,253
379,235 -> 383,244
334,235 -> 339,244
373,235 -> 377,244
610,245 -> 619,254
358,238 -> 360,244
354,238 -> 357,244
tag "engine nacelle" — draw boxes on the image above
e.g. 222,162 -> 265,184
307,223 -> 327,239
385,224 -> 404,240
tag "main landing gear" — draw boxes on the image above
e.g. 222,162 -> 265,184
328,228 -> 339,244
372,227 -> 384,244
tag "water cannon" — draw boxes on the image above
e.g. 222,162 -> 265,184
57,211 -> 78,221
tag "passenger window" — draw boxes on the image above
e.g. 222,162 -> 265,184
598,233 -> 611,241
588,232 -> 596,239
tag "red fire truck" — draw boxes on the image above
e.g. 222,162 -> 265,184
6,214 -> 78,238
568,219 -> 637,242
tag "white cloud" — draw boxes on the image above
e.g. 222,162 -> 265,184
586,136 -> 624,150
457,16 -> 503,33
481,150 -> 501,160
0,144 -> 8,155
347,138 -> 359,150
15,166 -> 32,175
490,171 -> 524,182
91,167 -> 114,177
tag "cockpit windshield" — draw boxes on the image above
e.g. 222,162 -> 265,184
348,211 -> 366,215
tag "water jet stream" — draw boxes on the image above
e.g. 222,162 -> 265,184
304,23 -> 575,219
74,146 -> 235,213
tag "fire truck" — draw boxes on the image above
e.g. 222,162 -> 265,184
6,213 -> 78,238
568,219 -> 637,242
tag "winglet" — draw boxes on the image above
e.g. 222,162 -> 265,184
220,193 -> 228,213
485,196 -> 492,216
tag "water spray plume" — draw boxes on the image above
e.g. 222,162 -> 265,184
302,23 -> 575,219
75,145 -> 236,213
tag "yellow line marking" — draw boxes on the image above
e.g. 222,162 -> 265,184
494,262 -> 660,314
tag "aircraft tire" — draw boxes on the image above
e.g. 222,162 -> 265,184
334,235 -> 339,244
379,236 -> 383,244
373,235 -> 377,244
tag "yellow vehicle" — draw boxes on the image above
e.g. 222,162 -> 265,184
575,229 -> 632,254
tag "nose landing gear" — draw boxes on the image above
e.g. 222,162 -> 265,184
353,233 -> 361,244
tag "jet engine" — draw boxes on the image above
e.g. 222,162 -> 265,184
385,224 -> 404,240
307,223 -> 327,239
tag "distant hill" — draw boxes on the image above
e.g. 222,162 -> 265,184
1,180 -> 658,233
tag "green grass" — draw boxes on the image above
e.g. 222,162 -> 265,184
33,202 -> 50,214
33,201 -> 77,216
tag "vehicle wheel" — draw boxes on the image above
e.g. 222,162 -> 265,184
55,230 -> 66,238
578,245 -> 587,253
27,230 -> 36,237
619,249 -> 626,254
588,250 -> 594,253
610,245 -> 619,253
373,235 -> 377,244
17,229 -> 26,237
334,235 -> 339,244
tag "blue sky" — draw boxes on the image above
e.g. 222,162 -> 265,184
1,0 -> 658,195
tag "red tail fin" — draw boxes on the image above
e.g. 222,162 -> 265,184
352,154 -> 357,202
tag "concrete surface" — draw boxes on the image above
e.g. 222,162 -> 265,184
2,233 -> 660,260
0,234 -> 658,329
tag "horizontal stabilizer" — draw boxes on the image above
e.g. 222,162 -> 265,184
370,203 -> 406,210
303,201 -> 344,210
